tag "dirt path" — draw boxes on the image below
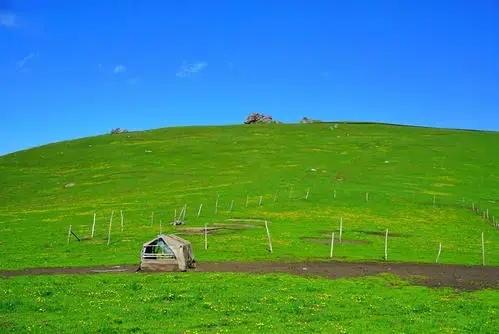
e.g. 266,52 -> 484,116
2,261 -> 498,291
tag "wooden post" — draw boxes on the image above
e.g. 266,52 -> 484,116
120,210 -> 124,232
160,220 -> 162,235
330,232 -> 335,259
265,220 -> 273,253
178,207 -> 184,220
305,188 -> 310,200
384,229 -> 388,261
481,232 -> 485,266
339,217 -> 343,243
245,195 -> 249,208
215,195 -> 219,214
91,212 -> 96,238
435,242 -> 442,263
107,210 -> 114,246
365,192 -> 369,203
259,196 -> 263,206
151,212 -> 154,226
229,200 -> 234,212
204,224 -> 208,250
472,202 -> 475,211
67,225 -> 72,244
197,204 -> 203,218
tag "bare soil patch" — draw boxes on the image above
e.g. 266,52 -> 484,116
351,230 -> 408,238
176,227 -> 224,235
2,262 -> 498,291
176,223 -> 262,235
213,223 -> 262,229
304,237 -> 370,245
228,218 -> 268,223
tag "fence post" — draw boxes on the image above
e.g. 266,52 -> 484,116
435,242 -> 442,263
182,204 -> 187,220
197,204 -> 203,218
330,232 -> 335,259
107,210 -> 114,246
215,195 -> 219,214
91,213 -> 96,238
120,210 -> 124,232
67,225 -> 72,244
204,224 -> 208,250
482,232 -> 485,266
384,229 -> 388,261
339,217 -> 343,243
265,221 -> 273,253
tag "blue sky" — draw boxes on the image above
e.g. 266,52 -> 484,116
1,1 -> 499,155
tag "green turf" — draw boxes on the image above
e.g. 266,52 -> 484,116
1,273 -> 498,333
0,123 -> 498,269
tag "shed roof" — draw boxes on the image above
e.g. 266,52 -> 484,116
143,234 -> 191,248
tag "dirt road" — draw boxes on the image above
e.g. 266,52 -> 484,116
2,261 -> 498,291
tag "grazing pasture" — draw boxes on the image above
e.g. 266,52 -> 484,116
1,122 -> 498,332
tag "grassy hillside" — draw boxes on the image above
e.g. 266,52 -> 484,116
0,123 -> 498,269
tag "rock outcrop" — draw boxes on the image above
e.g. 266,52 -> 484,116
110,128 -> 129,134
300,117 -> 322,124
244,113 -> 275,124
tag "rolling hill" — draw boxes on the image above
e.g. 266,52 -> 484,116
0,122 -> 498,269
1,122 -> 499,332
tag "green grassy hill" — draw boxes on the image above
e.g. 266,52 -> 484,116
2,122 -> 499,333
1,122 -> 498,269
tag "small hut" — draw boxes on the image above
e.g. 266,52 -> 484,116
140,234 -> 196,272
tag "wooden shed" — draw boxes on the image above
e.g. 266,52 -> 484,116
140,234 -> 196,272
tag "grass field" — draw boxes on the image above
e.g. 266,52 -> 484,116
0,123 -> 498,269
2,273 -> 499,333
1,122 -> 499,332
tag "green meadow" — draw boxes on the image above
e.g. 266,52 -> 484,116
0,123 -> 497,268
1,122 -> 498,332
2,273 -> 499,333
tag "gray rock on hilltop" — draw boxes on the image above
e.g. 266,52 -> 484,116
300,117 -> 322,124
244,113 -> 277,124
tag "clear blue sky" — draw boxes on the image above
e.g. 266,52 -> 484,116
1,1 -> 498,155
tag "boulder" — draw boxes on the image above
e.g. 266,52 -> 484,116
300,117 -> 322,124
244,113 -> 276,124
110,128 -> 129,135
